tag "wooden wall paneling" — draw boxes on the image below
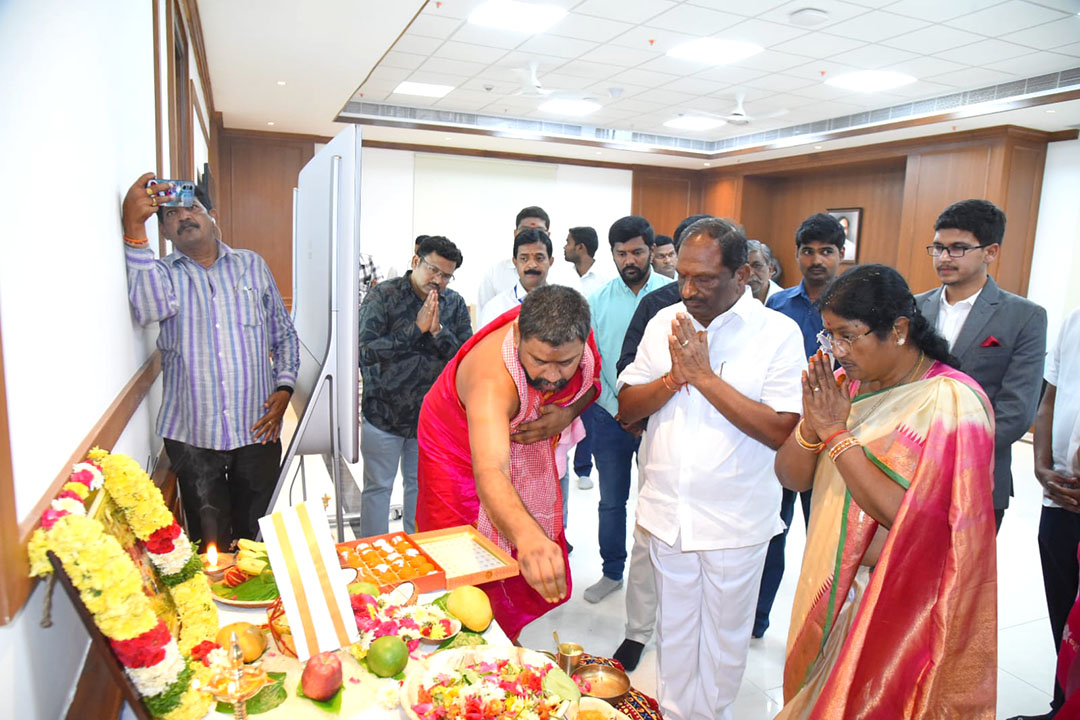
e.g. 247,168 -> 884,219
998,140 -> 1047,296
896,145 -> 996,295
0,317 -> 19,625
701,174 -> 740,220
217,132 -> 316,304
631,168 -> 696,239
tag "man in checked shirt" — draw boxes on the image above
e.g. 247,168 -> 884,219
121,172 -> 300,549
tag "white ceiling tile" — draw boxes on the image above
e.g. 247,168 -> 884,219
926,66 -> 1021,87
783,58 -> 862,81
884,0 -> 1001,23
498,50 -> 574,73
609,26 -> 692,54
548,13 -> 635,43
580,44 -> 659,66
433,41 -> 508,64
434,89 -> 498,109
425,0 -> 495,21
687,95 -> 752,112
1056,41 -> 1080,57
1007,16 -> 1080,49
660,75 -> 732,96
825,11 -> 931,42
735,50 -> 827,73
556,59 -> 627,80
692,64 -> 769,84
532,73 -> 599,91
716,18 -> 811,48
392,34 -> 447,56
710,86 -> 777,103
743,92 -> 824,111
983,51 -> 1079,76
606,97 -> 668,113
574,0 -> 676,24
686,0 -> 792,14
882,80 -> 961,98
380,51 -> 427,70
405,69 -> 473,86
945,0 -> 1069,37
418,57 -> 487,78
635,88 -> 699,106
589,81 -> 652,99
1026,0 -> 1080,12
637,55 -> 713,76
649,4 -> 747,35
408,13 -> 465,39
770,33 -> 868,59
449,24 -> 528,50
609,67 -> 682,87
879,24 -> 985,55
366,65 -> 414,83
786,82 -> 856,100
516,34 -> 598,60
830,44 -> 919,69
741,72 -> 819,92
889,55 -> 969,82
756,0 -> 877,28
933,38 -> 1039,65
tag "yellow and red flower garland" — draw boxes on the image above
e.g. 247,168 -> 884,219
27,449 -> 217,720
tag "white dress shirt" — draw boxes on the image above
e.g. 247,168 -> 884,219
577,262 -> 611,299
1044,308 -> 1080,508
478,282 -> 525,327
476,258 -> 583,308
936,285 -> 984,350
618,291 -> 805,551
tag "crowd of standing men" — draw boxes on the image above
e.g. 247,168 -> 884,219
120,168 -> 1078,719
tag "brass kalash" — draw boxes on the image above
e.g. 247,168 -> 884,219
194,632 -> 271,720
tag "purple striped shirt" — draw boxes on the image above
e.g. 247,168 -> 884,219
125,241 -> 300,451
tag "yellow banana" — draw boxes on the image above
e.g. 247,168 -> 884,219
237,538 -> 266,553
236,556 -> 268,575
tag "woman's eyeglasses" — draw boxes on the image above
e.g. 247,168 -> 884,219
817,328 -> 873,355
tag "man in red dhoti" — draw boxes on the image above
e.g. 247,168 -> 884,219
416,285 -> 600,640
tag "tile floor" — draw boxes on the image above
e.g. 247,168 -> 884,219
280,435 -> 1059,719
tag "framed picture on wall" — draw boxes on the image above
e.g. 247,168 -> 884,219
828,207 -> 862,263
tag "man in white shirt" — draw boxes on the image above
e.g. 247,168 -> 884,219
478,227 -> 554,326
915,199 -> 1046,531
1010,307 -> 1080,720
746,240 -> 781,305
476,206 -> 581,308
617,218 -> 803,720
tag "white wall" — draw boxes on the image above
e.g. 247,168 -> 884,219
1028,138 -> 1080,345
0,1 -> 168,716
359,147 -> 633,306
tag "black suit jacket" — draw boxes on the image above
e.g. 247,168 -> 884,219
916,277 -> 1047,510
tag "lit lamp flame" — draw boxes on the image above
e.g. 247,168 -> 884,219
206,543 -> 219,569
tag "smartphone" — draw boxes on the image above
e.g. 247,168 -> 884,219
148,179 -> 195,208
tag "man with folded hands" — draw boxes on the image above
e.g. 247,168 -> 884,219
915,198 -> 1047,531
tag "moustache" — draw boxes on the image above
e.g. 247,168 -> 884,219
178,221 -> 199,232
524,270 -> 542,276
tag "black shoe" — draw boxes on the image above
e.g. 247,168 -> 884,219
613,639 -> 645,671
566,542 -> 573,555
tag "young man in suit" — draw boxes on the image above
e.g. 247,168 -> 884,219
915,199 -> 1047,531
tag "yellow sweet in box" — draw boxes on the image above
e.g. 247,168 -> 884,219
446,585 -> 492,632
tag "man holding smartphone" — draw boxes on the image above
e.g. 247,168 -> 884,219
120,172 -> 300,549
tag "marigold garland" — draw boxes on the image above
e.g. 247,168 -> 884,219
27,451 -> 217,719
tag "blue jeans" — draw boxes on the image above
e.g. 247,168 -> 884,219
592,405 -> 639,581
573,404 -> 596,478
561,469 -> 569,528
360,417 -> 418,536
754,487 -> 797,636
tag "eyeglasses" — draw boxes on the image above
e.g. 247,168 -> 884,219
418,257 -> 455,283
925,244 -> 987,258
817,328 -> 873,355
748,261 -> 769,271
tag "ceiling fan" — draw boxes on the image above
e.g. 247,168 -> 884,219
720,93 -> 789,126
508,60 -> 602,102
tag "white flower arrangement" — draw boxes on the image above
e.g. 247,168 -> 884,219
147,533 -> 193,576
125,640 -> 186,698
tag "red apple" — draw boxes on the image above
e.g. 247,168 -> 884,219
301,651 -> 342,702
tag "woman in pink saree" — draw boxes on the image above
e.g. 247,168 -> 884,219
415,286 -> 600,640
774,264 -> 997,718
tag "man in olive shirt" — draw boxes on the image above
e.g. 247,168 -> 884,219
357,236 -> 472,535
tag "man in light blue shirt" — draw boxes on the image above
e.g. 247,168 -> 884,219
585,216 -> 674,603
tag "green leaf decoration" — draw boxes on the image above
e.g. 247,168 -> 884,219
296,681 -> 343,714
216,672 -> 287,715
430,593 -> 450,612
210,572 -> 279,602
437,629 -> 487,650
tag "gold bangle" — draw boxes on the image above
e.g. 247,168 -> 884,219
795,419 -> 825,453
828,437 -> 861,463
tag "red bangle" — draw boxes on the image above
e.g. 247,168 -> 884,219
822,428 -> 848,446
124,236 -> 149,247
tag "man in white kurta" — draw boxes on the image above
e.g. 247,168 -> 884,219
617,218 -> 804,720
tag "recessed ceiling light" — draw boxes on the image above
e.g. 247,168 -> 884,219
276,80 -> 286,86
664,115 -> 726,131
1046,109 -> 1057,113
826,70 -> 916,92
595,151 -> 603,155
789,8 -> 829,27
469,0 -> 567,32
814,145 -> 823,149
267,121 -> 275,126
667,38 -> 763,65
393,81 -> 454,98
538,99 -> 600,117
703,162 -> 711,167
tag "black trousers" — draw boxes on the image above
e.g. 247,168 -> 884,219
164,438 -> 281,549
1038,506 -> 1080,711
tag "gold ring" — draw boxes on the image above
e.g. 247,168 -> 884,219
145,186 -> 154,196
150,197 -> 157,207
680,339 -> 689,347
813,386 -> 822,392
